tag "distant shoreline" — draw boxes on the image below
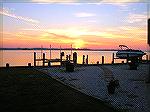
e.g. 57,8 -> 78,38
0,48 -> 149,52
0,48 -> 119,51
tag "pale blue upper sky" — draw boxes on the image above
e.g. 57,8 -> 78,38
2,3 -> 147,31
1,0 -> 149,3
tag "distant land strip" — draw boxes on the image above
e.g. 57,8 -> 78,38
0,48 -> 120,51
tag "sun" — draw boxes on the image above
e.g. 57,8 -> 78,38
74,39 -> 84,49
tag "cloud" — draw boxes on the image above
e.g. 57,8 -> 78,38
100,0 -> 146,2
0,7 -> 39,24
127,13 -> 147,23
74,12 -> 96,18
1,0 -> 148,3
32,0 -> 75,2
32,0 -> 148,3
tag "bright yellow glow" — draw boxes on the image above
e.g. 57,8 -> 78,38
74,39 -> 84,49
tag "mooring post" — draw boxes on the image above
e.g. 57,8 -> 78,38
86,55 -> 88,64
82,55 -> 85,64
28,63 -> 31,67
97,61 -> 99,65
102,56 -> 104,64
34,52 -> 36,67
60,52 -> 64,66
69,55 -> 71,61
73,52 -> 77,64
48,61 -> 51,67
66,55 -> 68,61
43,53 -> 45,66
112,53 -> 114,64
6,63 -> 9,68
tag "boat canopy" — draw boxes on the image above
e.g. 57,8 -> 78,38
119,45 -> 129,50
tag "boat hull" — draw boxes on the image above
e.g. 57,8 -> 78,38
116,51 -> 146,59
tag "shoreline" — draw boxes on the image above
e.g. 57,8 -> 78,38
0,62 -> 149,68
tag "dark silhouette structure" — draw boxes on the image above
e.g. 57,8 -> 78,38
148,18 -> 150,46
147,18 -> 150,83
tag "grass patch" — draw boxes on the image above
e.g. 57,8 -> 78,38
0,67 -> 119,112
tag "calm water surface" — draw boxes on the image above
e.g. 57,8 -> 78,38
1,50 -> 149,67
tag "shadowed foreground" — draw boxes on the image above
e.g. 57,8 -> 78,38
0,67 -> 118,112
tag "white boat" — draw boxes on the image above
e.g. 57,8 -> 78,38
116,45 -> 146,59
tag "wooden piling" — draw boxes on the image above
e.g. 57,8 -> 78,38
112,53 -> 114,64
97,61 -> 99,65
49,44 -> 51,59
6,63 -> 9,68
82,55 -> 85,64
69,55 -> 71,61
73,52 -> 77,64
48,61 -> 51,67
60,52 -> 64,66
34,52 -> 36,66
28,63 -> 31,67
102,56 -> 104,64
66,55 -> 69,61
86,55 -> 88,64
43,53 -> 45,66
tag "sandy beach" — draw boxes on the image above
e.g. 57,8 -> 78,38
39,63 -> 150,112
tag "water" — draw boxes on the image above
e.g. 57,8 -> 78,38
1,50 -> 149,67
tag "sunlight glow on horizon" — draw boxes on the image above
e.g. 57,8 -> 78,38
1,3 -> 148,50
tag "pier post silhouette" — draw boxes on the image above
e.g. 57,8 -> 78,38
34,52 -> 36,67
86,55 -> 88,64
6,63 -> 9,68
73,52 -> 77,64
48,61 -> 51,67
148,18 -> 150,45
112,53 -> 114,64
60,52 -> 64,66
102,56 -> 104,64
66,55 -> 69,61
146,18 -> 150,83
82,55 -> 85,64
69,55 -> 71,61
28,63 -> 31,67
43,53 -> 45,66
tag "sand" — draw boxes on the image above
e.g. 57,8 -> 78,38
39,64 -> 150,112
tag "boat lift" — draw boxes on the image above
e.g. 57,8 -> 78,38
115,45 -> 146,70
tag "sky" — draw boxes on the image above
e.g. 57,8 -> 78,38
1,0 -> 149,3
0,1 -> 149,50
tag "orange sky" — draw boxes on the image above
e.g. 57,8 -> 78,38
1,3 -> 149,50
